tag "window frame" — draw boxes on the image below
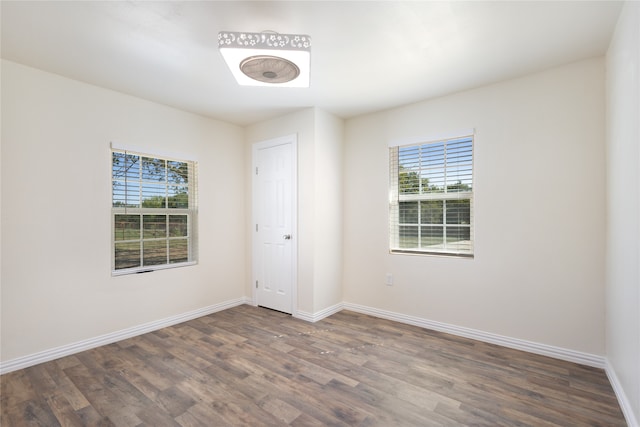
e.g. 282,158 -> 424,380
389,134 -> 474,258
111,148 -> 198,276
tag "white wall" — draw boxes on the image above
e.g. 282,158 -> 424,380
606,1 -> 640,424
245,108 -> 344,316
0,60 -> 246,363
343,58 -> 606,355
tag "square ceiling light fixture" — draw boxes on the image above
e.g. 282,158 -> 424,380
218,31 -> 311,87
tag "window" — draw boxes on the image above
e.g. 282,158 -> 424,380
389,135 -> 473,257
111,149 -> 198,274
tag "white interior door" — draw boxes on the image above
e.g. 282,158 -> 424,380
253,135 -> 297,314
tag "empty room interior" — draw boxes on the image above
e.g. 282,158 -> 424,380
1,1 -> 639,426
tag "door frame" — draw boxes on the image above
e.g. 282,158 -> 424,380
251,134 -> 298,316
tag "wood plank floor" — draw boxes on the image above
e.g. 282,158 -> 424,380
1,305 -> 627,426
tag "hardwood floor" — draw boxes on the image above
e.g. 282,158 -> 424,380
1,305 -> 627,426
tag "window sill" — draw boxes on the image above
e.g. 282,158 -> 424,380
390,249 -> 474,259
112,261 -> 197,277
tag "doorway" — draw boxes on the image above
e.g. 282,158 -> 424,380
252,135 -> 297,314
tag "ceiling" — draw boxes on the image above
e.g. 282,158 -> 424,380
1,1 -> 623,126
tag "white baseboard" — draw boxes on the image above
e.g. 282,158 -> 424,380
605,359 -> 640,427
0,298 -> 611,374
5,298 -> 631,422
342,302 -> 606,368
295,302 -> 344,323
0,297 -> 251,375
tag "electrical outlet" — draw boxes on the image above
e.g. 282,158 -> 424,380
385,273 -> 393,286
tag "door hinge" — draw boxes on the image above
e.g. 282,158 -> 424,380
255,167 -> 259,175
256,280 -> 258,289
255,224 -> 258,232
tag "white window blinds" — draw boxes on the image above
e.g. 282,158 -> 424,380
389,135 -> 474,256
111,148 -> 198,274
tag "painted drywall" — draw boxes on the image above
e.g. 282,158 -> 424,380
245,108 -> 344,316
606,1 -> 640,424
343,58 -> 606,355
0,60 -> 246,362
312,109 -> 344,313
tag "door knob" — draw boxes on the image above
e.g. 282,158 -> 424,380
283,234 -> 291,240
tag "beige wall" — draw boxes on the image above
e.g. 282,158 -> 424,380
1,60 -> 246,362
606,1 -> 640,423
312,109 -> 344,313
343,58 -> 606,355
